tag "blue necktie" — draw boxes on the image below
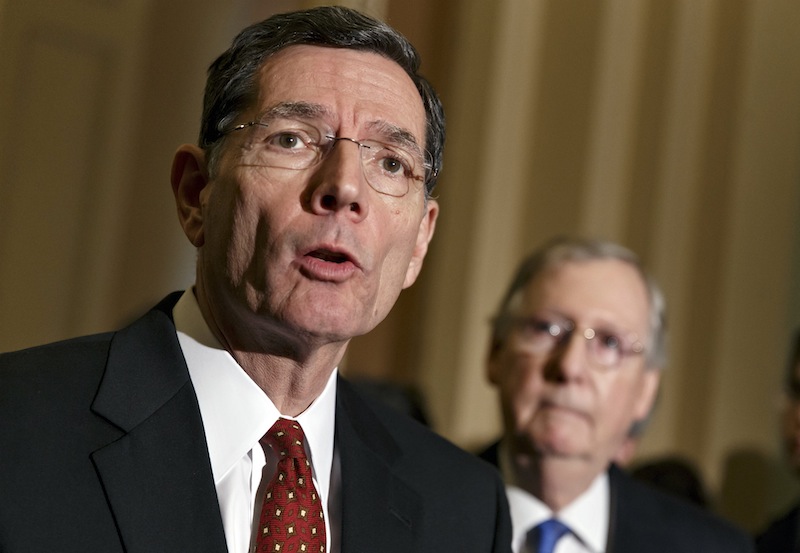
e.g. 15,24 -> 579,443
528,518 -> 571,553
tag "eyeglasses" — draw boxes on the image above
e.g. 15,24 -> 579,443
507,314 -> 645,369
221,117 -> 429,198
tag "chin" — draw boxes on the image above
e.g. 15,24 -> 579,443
536,441 -> 586,459
289,318 -> 357,342
290,310 -> 374,342
532,428 -> 590,458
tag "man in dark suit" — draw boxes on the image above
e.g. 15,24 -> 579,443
480,236 -> 753,552
756,330 -> 800,553
0,7 -> 510,553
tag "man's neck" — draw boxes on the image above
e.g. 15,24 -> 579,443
192,283 -> 348,417
232,346 -> 344,417
511,451 -> 608,512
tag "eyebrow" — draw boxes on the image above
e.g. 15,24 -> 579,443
364,120 -> 425,160
532,309 -> 644,337
256,102 -> 425,160
257,101 -> 328,121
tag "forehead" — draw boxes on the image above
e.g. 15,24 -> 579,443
253,44 -> 426,144
520,259 -> 651,332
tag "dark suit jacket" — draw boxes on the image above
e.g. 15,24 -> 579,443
0,294 -> 511,552
756,503 -> 800,553
480,442 -> 753,552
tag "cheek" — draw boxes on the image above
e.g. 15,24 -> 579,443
204,176 -> 284,286
201,185 -> 236,256
501,355 -> 546,419
219,192 -> 263,277
372,208 -> 426,290
596,376 -> 644,435
380,233 -> 416,279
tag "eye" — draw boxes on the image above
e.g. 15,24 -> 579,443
594,331 -> 622,351
380,156 -> 403,174
373,147 -> 414,177
518,317 -> 561,338
257,117 -> 323,153
269,132 -> 310,150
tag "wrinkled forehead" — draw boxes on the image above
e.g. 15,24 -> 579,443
253,44 -> 426,144
520,260 -> 651,332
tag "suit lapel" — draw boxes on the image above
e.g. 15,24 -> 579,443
91,298 -> 227,553
607,466 -> 621,552
336,378 -> 420,553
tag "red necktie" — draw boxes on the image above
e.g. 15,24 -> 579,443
256,418 -> 326,553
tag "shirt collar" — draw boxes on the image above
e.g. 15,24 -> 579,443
173,290 -> 337,495
558,472 -> 609,552
293,368 -> 337,498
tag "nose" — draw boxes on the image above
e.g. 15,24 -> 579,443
543,331 -> 589,382
307,138 -> 369,220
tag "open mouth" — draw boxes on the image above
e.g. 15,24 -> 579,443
309,249 -> 351,264
299,247 -> 359,282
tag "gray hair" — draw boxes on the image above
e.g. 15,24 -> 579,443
491,236 -> 668,369
199,5 -> 445,197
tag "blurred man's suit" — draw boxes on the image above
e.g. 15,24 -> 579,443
757,503 -> 800,552
481,442 -> 752,552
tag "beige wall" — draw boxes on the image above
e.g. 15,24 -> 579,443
2,0 -> 799,533
0,0 -> 239,346
400,0 -> 800,532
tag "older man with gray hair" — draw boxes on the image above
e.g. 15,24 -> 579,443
480,236 -> 753,553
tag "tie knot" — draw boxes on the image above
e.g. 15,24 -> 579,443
528,518 -> 571,553
263,418 -> 307,460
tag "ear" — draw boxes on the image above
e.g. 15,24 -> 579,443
171,144 -> 210,247
486,337 -> 504,386
402,199 -> 439,289
633,368 -> 661,422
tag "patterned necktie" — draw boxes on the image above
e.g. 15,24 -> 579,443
256,418 -> 326,553
527,518 -> 571,553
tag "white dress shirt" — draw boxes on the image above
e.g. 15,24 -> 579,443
499,441 -> 609,553
173,290 -> 341,553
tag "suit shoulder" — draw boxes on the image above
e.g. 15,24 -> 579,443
756,503 -> 800,553
1,293 -> 181,383
0,332 -> 114,379
0,333 -> 116,418
612,467 -> 754,552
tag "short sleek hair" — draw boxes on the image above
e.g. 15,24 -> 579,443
490,236 -> 668,369
199,5 -> 445,196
